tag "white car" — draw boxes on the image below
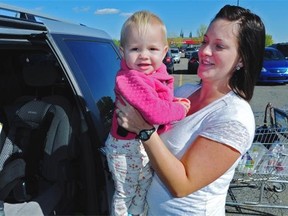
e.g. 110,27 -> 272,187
185,47 -> 197,59
170,48 -> 181,64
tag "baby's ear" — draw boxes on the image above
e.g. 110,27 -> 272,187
164,45 -> 168,53
162,46 -> 169,59
119,47 -> 124,58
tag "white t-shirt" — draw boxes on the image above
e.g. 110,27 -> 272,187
146,84 -> 255,216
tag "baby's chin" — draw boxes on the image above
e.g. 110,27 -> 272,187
137,68 -> 155,75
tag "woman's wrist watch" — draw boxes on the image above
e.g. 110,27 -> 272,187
136,127 -> 156,141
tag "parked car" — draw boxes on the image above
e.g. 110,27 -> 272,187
269,43 -> 288,58
163,50 -> 174,74
170,47 -> 181,64
187,51 -> 199,74
258,47 -> 288,84
185,47 -> 196,59
0,3 -> 117,215
179,45 -> 187,54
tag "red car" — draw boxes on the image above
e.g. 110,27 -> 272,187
163,50 -> 175,74
187,51 -> 199,74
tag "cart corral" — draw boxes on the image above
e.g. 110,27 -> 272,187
226,103 -> 288,215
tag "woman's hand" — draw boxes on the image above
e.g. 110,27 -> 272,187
116,97 -> 153,134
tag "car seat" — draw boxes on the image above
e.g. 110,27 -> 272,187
0,123 -> 26,202
0,54 -> 79,215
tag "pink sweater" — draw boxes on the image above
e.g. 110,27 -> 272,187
111,60 -> 186,139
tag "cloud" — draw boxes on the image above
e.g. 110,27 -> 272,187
95,8 -> 120,15
73,6 -> 91,13
120,12 -> 133,17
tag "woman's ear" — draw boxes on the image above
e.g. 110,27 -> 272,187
237,58 -> 244,68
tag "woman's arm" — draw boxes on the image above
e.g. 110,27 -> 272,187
116,99 -> 241,197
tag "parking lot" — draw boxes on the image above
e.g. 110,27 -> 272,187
173,57 -> 288,115
173,56 -> 288,216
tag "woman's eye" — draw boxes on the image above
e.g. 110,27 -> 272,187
216,44 -> 224,49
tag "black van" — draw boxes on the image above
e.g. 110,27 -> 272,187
0,3 -> 118,215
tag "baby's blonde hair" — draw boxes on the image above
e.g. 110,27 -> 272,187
120,10 -> 168,47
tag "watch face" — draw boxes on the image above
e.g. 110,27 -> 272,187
140,132 -> 149,140
137,128 -> 155,141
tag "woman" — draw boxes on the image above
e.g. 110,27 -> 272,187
116,5 -> 265,215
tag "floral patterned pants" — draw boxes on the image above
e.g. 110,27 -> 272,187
105,134 -> 153,216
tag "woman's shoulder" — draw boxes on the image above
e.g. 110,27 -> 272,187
226,92 -> 253,116
203,92 -> 255,134
213,92 -> 254,123
202,93 -> 255,154
216,93 -> 255,137
174,83 -> 201,98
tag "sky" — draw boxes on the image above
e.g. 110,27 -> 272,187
1,0 -> 287,43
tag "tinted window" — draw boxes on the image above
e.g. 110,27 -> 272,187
191,52 -> 198,58
65,40 -> 120,136
271,44 -> 288,57
170,49 -> 179,54
66,41 -> 119,99
265,49 -> 285,60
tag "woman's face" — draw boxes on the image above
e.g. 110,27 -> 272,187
197,19 -> 242,85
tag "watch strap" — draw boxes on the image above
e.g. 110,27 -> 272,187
136,127 -> 156,141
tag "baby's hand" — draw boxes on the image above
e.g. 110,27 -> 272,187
176,98 -> 191,114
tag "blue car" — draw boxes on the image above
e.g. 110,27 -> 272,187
258,47 -> 288,84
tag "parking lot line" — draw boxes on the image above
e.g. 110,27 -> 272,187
178,74 -> 183,86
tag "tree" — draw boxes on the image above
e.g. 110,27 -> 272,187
265,34 -> 274,46
168,37 -> 183,47
180,29 -> 184,38
196,24 -> 207,41
113,39 -> 120,47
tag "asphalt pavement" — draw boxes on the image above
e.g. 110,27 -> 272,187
173,57 -> 288,114
172,57 -> 288,216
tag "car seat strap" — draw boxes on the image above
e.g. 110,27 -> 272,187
0,138 -> 14,172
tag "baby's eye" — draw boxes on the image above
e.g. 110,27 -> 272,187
150,47 -> 159,51
131,48 -> 138,51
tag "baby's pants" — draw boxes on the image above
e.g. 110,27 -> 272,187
105,134 -> 153,216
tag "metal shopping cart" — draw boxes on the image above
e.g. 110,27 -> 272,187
226,103 -> 288,214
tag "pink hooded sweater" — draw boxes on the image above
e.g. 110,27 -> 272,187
111,60 -> 186,140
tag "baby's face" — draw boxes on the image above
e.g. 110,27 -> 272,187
122,23 -> 168,74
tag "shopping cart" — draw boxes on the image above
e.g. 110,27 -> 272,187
226,103 -> 288,214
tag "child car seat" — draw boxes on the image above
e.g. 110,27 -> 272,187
0,123 -> 25,202
0,54 -> 78,215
